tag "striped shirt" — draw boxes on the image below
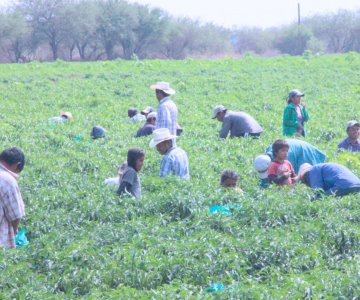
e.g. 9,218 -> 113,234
0,163 -> 25,248
156,96 -> 178,137
160,147 -> 190,180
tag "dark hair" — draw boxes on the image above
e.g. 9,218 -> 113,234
272,139 -> 289,155
220,169 -> 238,185
0,147 -> 25,172
128,108 -> 138,118
127,148 -> 145,170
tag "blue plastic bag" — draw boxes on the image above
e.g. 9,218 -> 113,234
209,204 -> 241,215
15,229 -> 29,248
205,283 -> 224,293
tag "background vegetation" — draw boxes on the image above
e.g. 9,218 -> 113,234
1,1 -> 360,62
0,53 -> 360,298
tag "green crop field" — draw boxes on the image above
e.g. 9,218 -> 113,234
1,53 -> 360,299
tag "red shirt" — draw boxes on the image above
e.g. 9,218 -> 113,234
268,160 -> 295,186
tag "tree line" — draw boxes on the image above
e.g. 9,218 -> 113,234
0,1 -> 360,63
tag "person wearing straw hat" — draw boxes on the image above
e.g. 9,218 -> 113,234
150,82 -> 178,139
212,105 -> 263,139
298,162 -> 360,199
0,147 -> 26,248
49,111 -> 73,123
338,120 -> 360,152
150,128 -> 189,179
141,106 -> 155,118
136,112 -> 157,138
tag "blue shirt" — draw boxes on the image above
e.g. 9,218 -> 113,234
338,137 -> 360,152
308,163 -> 360,195
160,146 -> 190,179
266,139 -> 327,174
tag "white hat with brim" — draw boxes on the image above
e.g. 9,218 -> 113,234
254,155 -> 271,179
212,105 -> 226,119
60,111 -> 73,120
149,128 -> 176,148
150,82 -> 176,95
298,163 -> 313,178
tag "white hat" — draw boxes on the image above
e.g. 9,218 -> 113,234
150,82 -> 176,95
60,111 -> 73,120
212,105 -> 226,119
254,155 -> 271,179
147,112 -> 157,120
346,120 -> 360,129
298,163 -> 313,178
149,128 -> 176,148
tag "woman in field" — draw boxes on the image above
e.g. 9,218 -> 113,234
117,148 -> 145,199
282,89 -> 309,137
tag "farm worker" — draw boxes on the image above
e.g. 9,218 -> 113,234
140,106 -> 155,118
212,105 -> 263,139
283,89 -> 309,137
104,162 -> 127,187
298,162 -> 360,198
128,108 -> 146,123
338,120 -> 360,152
254,154 -> 271,189
117,148 -> 145,199
0,147 -> 26,248
49,111 -> 73,123
91,125 -> 107,139
150,82 -> 178,141
220,170 -> 243,193
266,139 -> 326,174
136,112 -> 157,138
267,140 -> 296,187
150,128 -> 190,180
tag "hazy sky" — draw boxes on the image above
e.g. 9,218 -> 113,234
0,0 -> 359,28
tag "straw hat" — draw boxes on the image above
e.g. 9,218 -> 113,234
150,82 -> 176,95
149,128 -> 176,148
60,112 -> 73,120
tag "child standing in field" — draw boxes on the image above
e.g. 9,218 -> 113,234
283,89 -> 309,137
268,140 -> 296,187
117,148 -> 145,198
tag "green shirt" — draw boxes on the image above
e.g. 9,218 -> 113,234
282,103 -> 309,136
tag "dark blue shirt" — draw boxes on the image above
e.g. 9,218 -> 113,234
308,163 -> 360,195
136,123 -> 155,137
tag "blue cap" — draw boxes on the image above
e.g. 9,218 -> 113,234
91,126 -> 107,139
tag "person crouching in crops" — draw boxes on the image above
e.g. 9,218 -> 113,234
117,149 -> 145,199
268,140 -> 296,187
220,170 -> 243,193
105,162 -> 127,187
136,112 -> 157,138
254,154 -> 272,189
49,111 -> 73,123
338,120 -> 360,152
211,105 -> 263,139
297,162 -> 360,199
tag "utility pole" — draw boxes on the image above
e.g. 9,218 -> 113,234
298,2 -> 301,25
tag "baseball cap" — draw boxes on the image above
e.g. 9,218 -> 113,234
288,89 -> 304,98
212,105 -> 226,119
146,112 -> 157,120
346,120 -> 360,129
254,155 -> 271,179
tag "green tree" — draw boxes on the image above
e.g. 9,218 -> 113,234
276,25 -> 313,55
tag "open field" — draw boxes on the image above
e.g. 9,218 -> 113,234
1,53 -> 360,299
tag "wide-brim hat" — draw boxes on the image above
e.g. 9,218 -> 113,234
150,82 -> 176,95
254,155 -> 271,179
60,111 -> 73,120
212,105 -> 226,119
149,128 -> 176,148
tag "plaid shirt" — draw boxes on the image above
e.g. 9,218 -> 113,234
160,147 -> 190,180
0,163 -> 25,248
156,96 -> 178,136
